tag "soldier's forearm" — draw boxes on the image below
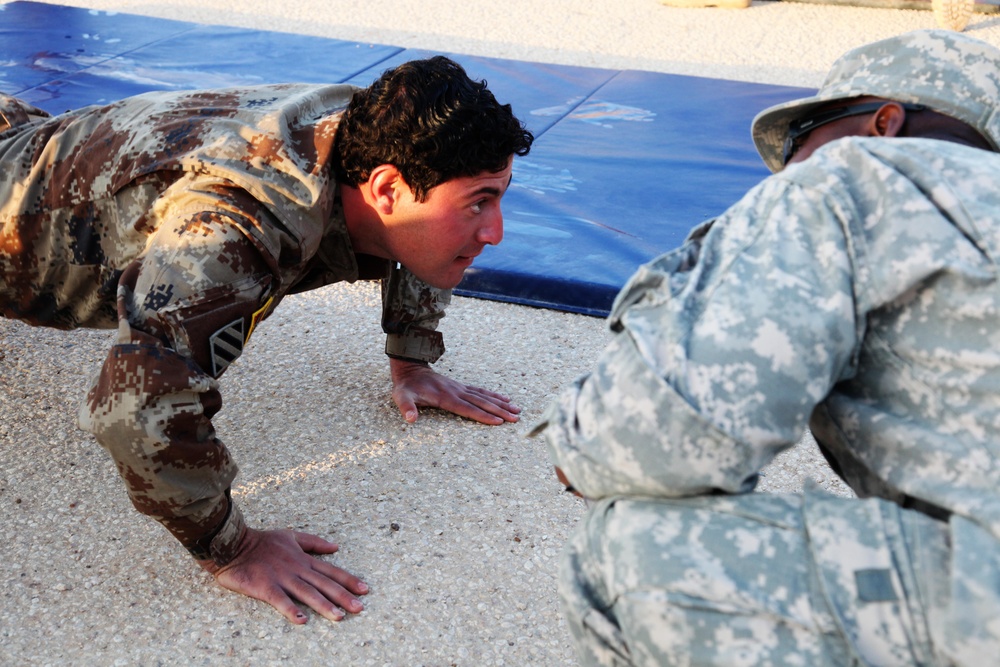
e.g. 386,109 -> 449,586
79,332 -> 241,559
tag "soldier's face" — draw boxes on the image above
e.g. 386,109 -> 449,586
785,116 -> 871,166
387,159 -> 513,289
784,99 -> 889,166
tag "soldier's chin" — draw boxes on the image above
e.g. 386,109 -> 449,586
405,258 -> 472,290
416,269 -> 464,290
437,273 -> 465,290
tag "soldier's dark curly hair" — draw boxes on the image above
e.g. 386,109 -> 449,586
333,56 -> 534,201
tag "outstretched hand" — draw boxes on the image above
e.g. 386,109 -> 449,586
555,466 -> 585,498
198,528 -> 368,624
389,357 -> 521,425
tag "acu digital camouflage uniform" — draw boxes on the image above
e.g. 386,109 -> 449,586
0,83 -> 449,564
534,30 -> 1000,666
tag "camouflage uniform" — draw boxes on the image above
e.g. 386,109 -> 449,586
0,84 -> 449,564
534,30 -> 1000,666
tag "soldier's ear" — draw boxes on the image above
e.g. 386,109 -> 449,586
868,103 -> 907,138
367,164 -> 408,214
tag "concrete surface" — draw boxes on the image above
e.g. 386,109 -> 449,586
2,1 -> 1000,665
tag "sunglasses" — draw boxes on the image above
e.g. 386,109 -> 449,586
782,101 -> 927,165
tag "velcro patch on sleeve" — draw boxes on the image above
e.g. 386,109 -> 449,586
854,568 -> 899,603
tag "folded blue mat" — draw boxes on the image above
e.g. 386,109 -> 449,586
0,1 -> 811,316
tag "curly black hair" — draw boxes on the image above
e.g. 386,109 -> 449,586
332,56 -> 534,201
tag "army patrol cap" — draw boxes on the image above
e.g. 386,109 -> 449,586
752,29 -> 1000,172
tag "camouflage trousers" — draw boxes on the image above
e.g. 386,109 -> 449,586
559,491 -> 954,666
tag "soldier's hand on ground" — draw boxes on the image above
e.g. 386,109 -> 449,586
555,466 -> 585,498
389,357 -> 521,425
197,528 -> 368,624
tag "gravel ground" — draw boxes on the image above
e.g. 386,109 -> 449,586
3,1 -> 1000,665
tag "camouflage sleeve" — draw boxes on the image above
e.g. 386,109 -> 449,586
381,262 -> 451,364
78,177 -> 278,565
0,93 -> 50,133
534,175 -> 861,500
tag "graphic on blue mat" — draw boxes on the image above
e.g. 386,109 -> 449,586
0,1 -> 810,316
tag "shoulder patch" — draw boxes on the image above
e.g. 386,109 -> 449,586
209,318 -> 245,377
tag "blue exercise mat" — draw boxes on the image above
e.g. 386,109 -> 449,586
0,1 -> 811,317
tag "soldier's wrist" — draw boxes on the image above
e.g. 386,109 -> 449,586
384,329 -> 444,364
186,492 -> 248,567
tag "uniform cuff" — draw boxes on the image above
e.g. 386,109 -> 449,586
186,494 -> 248,566
385,328 -> 445,364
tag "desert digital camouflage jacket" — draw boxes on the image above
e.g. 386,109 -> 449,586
0,86 -> 448,346
0,85 -> 449,561
536,136 -> 1000,660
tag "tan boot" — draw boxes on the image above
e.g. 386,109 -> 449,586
932,0 -> 975,31
660,0 -> 750,7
